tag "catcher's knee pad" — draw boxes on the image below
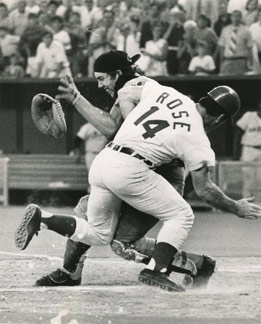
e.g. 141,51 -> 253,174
110,240 -> 150,263
63,239 -> 90,273
73,195 -> 89,219
169,252 -> 197,289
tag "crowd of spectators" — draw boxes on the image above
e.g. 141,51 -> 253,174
1,0 -> 261,79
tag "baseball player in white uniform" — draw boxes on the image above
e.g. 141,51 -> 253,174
15,51 -> 261,292
233,99 -> 261,198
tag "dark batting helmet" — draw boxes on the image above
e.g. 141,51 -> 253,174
199,85 -> 241,119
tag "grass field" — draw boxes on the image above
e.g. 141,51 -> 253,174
0,205 -> 260,324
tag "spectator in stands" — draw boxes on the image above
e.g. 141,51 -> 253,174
0,26 -> 20,63
38,0 -> 51,15
87,9 -> 118,77
188,40 -> 216,75
249,7 -> 261,72
1,53 -> 25,78
176,20 -> 198,74
73,0 -> 102,30
66,11 -> 88,77
51,15 -> 72,55
18,13 -> 46,70
139,21 -> 168,76
56,0 -> 72,19
0,3 -> 10,30
218,10 -> 253,75
114,16 -> 141,57
34,30 -> 71,78
45,0 -> 60,26
8,0 -> 28,36
184,0 -> 219,26
70,122 -> 109,193
163,10 -> 184,75
195,14 -> 218,57
160,0 -> 185,23
243,0 -> 259,26
38,11 -> 52,31
139,3 -> 167,49
214,0 -> 231,37
233,97 -> 261,199
25,0 -> 40,15
227,0 -> 249,14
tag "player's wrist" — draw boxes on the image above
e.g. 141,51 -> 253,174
72,90 -> 81,105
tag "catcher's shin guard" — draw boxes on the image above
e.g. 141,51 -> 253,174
15,204 -> 41,250
192,255 -> 216,288
63,239 -> 90,273
168,253 -> 197,289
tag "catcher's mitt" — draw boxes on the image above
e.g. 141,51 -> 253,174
31,93 -> 67,139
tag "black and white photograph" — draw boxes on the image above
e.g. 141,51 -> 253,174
0,0 -> 260,323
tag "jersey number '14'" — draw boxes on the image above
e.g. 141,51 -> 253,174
134,105 -> 191,139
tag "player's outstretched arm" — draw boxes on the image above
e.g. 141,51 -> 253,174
191,165 -> 261,219
56,75 -> 122,138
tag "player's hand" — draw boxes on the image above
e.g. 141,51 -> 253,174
235,197 -> 261,219
56,75 -> 80,104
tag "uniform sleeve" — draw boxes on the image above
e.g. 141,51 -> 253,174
177,132 -> 216,171
236,112 -> 251,131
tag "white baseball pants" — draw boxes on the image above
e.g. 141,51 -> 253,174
70,147 -> 194,248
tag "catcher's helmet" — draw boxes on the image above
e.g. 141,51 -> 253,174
199,85 -> 241,119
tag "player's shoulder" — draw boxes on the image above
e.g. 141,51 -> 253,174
241,111 -> 257,119
123,76 -> 152,88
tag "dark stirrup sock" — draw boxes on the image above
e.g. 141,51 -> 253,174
149,242 -> 178,272
41,215 -> 76,237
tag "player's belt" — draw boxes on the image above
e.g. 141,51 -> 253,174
107,142 -> 155,169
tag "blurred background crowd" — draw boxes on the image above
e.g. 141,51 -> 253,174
1,0 -> 261,79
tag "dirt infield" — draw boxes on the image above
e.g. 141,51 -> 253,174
0,206 -> 260,324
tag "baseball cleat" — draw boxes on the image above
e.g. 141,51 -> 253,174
193,255 -> 216,288
138,269 -> 185,292
14,204 -> 41,250
34,268 -> 81,286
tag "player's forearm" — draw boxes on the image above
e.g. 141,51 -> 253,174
73,95 -> 117,139
195,181 -> 238,214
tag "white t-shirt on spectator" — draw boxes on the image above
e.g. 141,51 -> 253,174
53,30 -> 72,51
35,39 -> 71,78
116,33 -> 141,57
188,55 -> 215,75
72,5 -> 102,29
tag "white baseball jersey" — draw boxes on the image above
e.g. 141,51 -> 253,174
114,77 -> 215,171
236,111 -> 261,147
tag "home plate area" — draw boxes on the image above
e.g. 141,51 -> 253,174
0,255 -> 260,324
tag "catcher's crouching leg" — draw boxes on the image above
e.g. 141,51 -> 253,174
35,195 -> 91,287
111,238 -> 216,289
